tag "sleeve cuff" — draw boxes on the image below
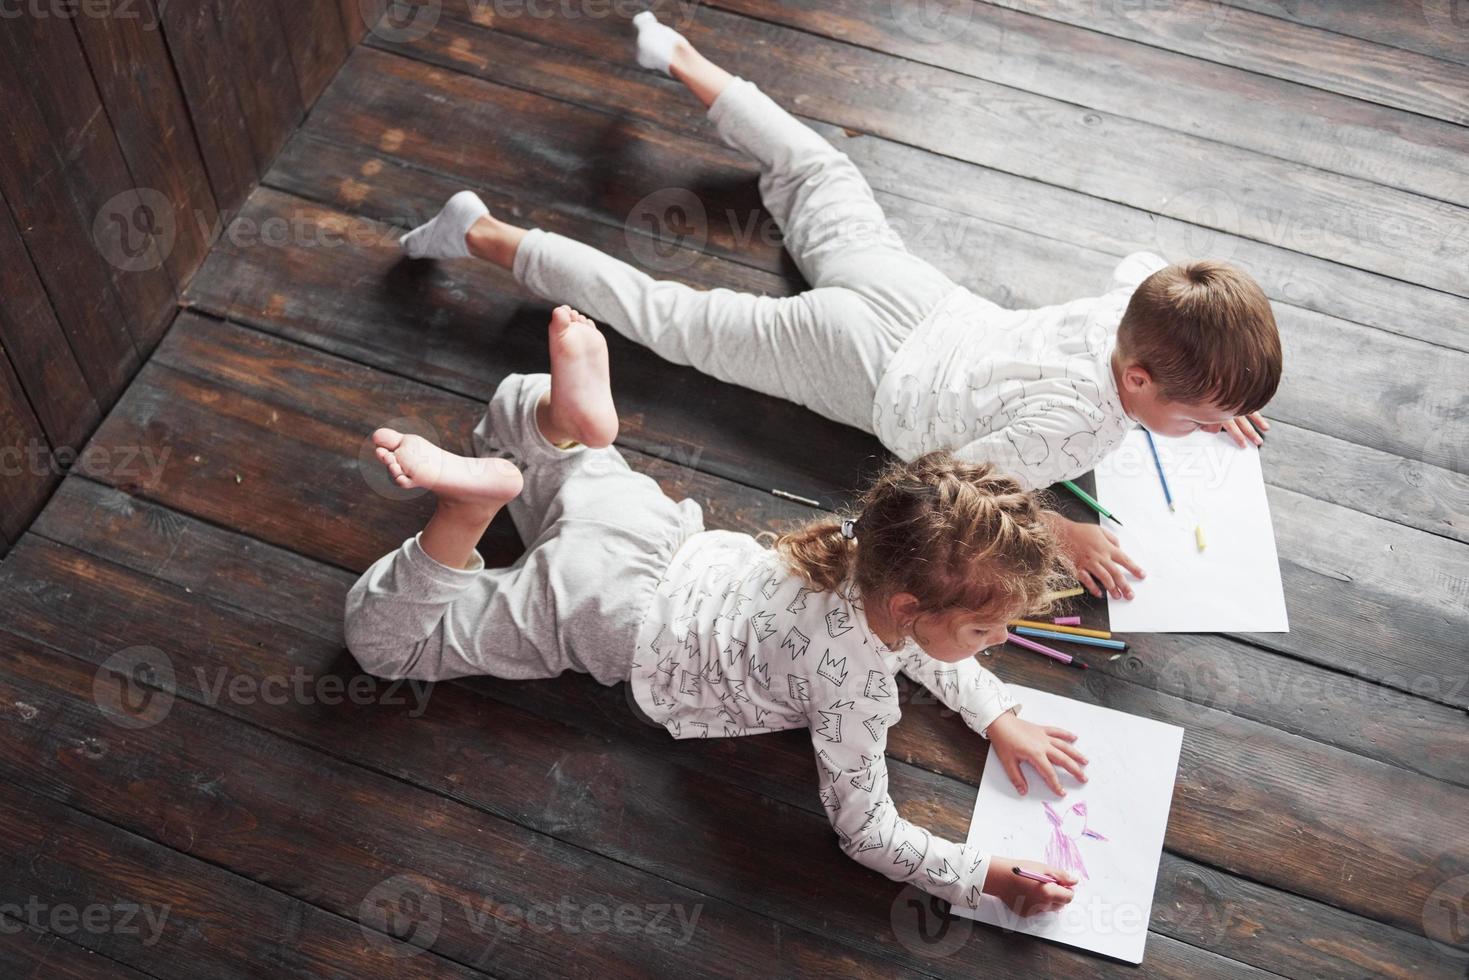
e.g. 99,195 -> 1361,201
403,532 -> 486,586
977,701 -> 1020,740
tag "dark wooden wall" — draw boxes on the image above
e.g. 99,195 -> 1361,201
0,0 -> 368,555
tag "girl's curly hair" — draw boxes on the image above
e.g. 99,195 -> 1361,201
769,452 -> 1067,625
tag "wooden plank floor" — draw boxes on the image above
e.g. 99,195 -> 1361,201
1,4 -> 1465,977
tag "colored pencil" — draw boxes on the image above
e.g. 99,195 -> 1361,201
1015,626 -> 1127,651
1006,632 -> 1089,670
1009,618 -> 1112,640
1061,480 -> 1123,525
771,488 -> 820,508
1143,428 -> 1174,511
1052,616 -> 1081,626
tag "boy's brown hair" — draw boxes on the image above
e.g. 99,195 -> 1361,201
1116,261 -> 1281,415
769,453 -> 1068,628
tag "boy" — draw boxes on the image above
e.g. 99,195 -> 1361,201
395,12 -> 1283,601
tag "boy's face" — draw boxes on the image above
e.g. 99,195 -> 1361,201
1116,361 -> 1236,438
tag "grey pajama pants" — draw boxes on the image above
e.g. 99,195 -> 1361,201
512,77 -> 960,433
343,373 -> 703,685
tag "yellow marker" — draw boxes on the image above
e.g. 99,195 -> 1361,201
1042,586 -> 1085,601
1195,524 -> 1207,552
1009,619 -> 1112,640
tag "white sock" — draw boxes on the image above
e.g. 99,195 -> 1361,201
632,11 -> 685,75
399,190 -> 489,260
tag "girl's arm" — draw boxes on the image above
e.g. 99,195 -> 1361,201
893,650 -> 1020,739
808,691 -> 991,910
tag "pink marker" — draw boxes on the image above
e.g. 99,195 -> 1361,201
1006,632 -> 1089,670
1053,616 -> 1081,626
1013,867 -> 1062,885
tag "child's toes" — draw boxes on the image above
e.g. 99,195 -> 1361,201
373,427 -> 405,451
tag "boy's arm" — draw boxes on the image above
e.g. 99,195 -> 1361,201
951,405 -> 1100,491
810,693 -> 991,910
893,649 -> 1020,738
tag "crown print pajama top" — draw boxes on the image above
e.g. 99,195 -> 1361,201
629,530 -> 1022,909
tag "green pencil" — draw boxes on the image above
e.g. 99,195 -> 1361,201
1061,480 -> 1123,526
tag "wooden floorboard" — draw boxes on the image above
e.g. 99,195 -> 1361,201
182,176 -> 1469,709
2,3 -> 1465,976
350,23 -> 1469,477
29,315 -> 1465,954
18,472 -> 1459,980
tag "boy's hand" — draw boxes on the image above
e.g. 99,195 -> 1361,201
983,857 -> 1079,916
1045,512 -> 1144,600
985,710 -> 1088,797
1214,412 -> 1270,448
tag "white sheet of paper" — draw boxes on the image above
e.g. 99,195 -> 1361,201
1092,428 -> 1288,632
952,686 -> 1184,964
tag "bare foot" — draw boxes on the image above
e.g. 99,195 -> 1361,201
540,305 -> 619,448
372,428 -> 523,518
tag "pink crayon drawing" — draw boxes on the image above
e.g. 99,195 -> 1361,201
1044,800 -> 1109,880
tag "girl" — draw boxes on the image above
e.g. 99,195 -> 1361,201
344,304 -> 1088,916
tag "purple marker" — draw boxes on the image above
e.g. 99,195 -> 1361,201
1012,867 -> 1062,885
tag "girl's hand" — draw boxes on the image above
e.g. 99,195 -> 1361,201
985,711 -> 1088,797
1046,512 -> 1144,600
983,857 -> 1079,916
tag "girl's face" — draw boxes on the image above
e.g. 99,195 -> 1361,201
910,609 -> 1011,663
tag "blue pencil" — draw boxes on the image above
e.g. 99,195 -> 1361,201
1143,428 -> 1174,511
1014,626 -> 1128,651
